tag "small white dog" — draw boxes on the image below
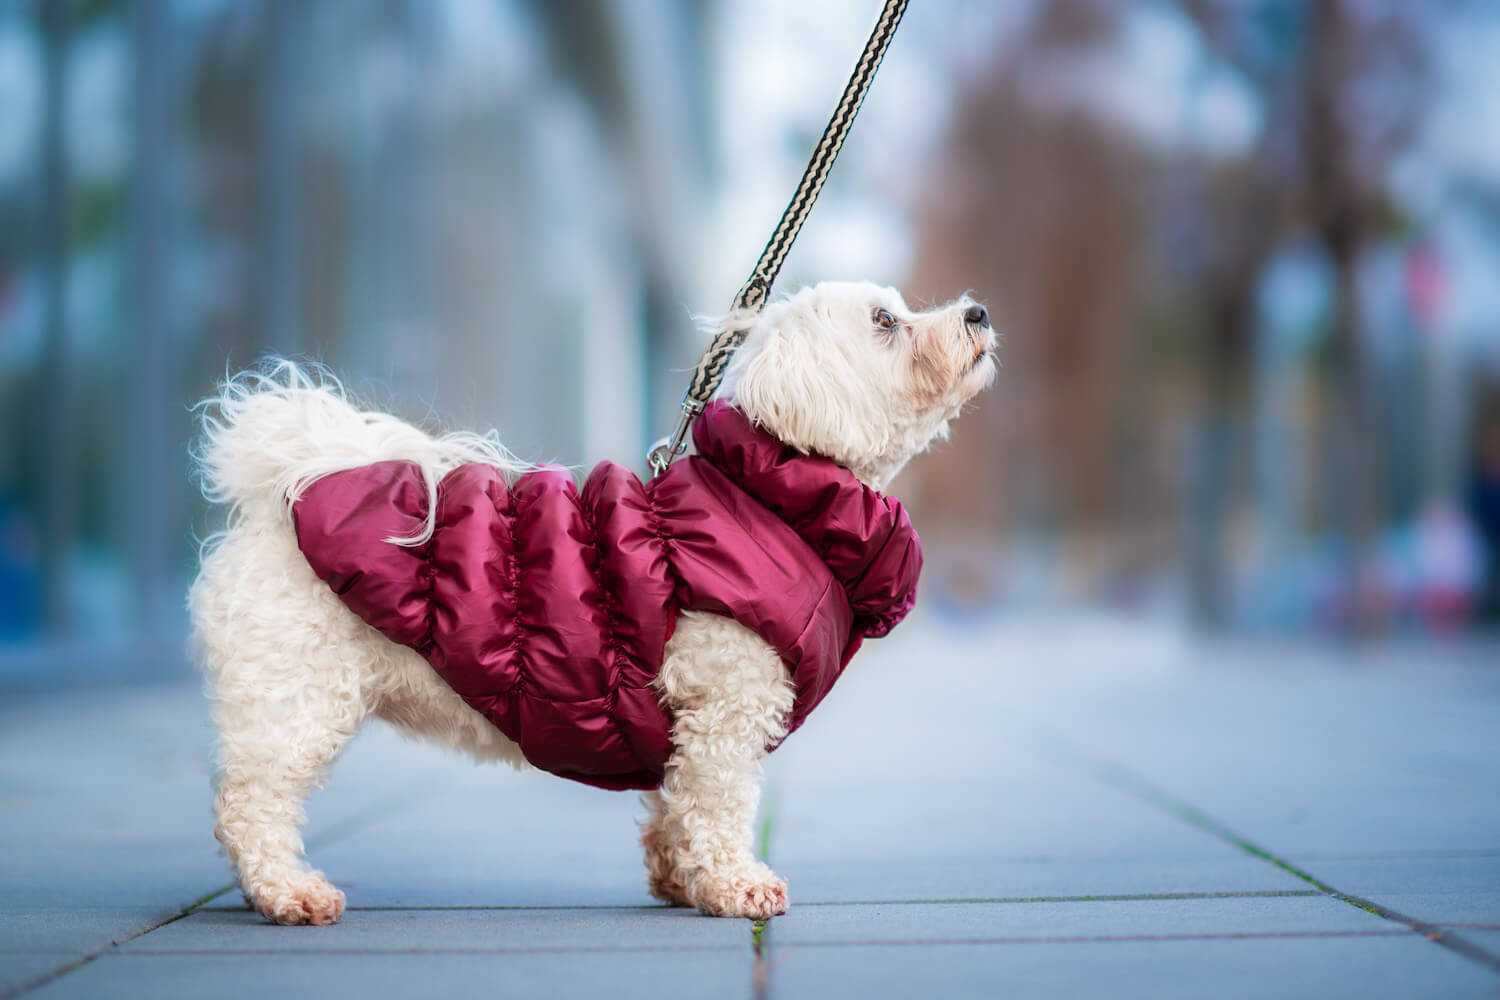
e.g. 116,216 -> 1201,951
189,280 -> 996,924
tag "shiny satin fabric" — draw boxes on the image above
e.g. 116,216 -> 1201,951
292,402 -> 922,791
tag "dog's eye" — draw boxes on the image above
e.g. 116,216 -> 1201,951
872,308 -> 899,331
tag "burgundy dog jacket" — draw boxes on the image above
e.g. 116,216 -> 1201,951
292,401 -> 921,791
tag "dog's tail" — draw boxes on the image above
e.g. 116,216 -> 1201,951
192,359 -> 530,544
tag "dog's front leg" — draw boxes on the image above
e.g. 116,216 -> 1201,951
657,708 -> 787,918
652,612 -> 793,919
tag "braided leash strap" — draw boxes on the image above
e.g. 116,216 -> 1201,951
648,0 -> 909,476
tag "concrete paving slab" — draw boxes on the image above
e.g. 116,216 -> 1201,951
9,623 -> 1499,998
766,633 -> 1261,868
119,905 -> 741,953
779,855 -> 1310,904
0,686 -> 214,840
303,789 -> 654,908
26,949 -> 752,1000
326,736 -> 630,836
0,841 -> 225,915
768,935 -> 1499,1000
0,686 -> 227,979
300,854 -> 653,910
0,683 -> 487,866
294,720 -> 662,909
771,894 -> 1389,944
0,684 -> 519,976
0,955 -> 75,998
985,624 -> 1500,858
1293,856 -> 1500,926
311,861 -> 650,909
0,909 -> 189,954
766,767 -> 1249,864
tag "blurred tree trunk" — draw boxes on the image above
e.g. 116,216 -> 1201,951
257,0 -> 304,355
127,0 -> 175,632
1323,242 -> 1381,631
1184,0 -> 1422,634
1175,157 -> 1284,633
39,0 -> 74,635
1187,286 -> 1254,629
1306,0 -> 1382,633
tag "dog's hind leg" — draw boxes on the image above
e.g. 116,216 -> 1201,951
210,643 -> 366,926
192,528 -> 371,926
209,648 -> 364,926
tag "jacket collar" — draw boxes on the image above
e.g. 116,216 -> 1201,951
691,399 -> 858,500
690,401 -> 922,637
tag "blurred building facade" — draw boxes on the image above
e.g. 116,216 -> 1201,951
0,0 -> 716,683
4,0 -> 1500,688
899,0 -> 1500,635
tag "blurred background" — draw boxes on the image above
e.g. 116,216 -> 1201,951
3,0 -> 1500,689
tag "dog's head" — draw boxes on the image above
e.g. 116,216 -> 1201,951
720,281 -> 997,489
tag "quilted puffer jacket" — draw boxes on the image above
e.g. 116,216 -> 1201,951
292,401 -> 922,791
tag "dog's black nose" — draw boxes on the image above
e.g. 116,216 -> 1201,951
964,304 -> 989,328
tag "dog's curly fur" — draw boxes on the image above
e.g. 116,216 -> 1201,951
188,281 -> 996,923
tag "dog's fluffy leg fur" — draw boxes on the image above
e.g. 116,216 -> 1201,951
193,524 -> 363,926
650,611 -> 795,919
190,366 -> 534,924
192,511 -> 533,924
640,790 -> 691,906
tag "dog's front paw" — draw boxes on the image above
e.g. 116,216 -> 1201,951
689,864 -> 789,919
251,873 -> 346,926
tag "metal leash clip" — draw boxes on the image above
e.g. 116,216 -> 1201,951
647,397 -> 705,477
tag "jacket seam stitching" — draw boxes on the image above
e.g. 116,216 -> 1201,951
416,474 -> 441,655
505,480 -> 529,695
788,574 -> 839,657
776,574 -> 840,739
576,494 -> 647,767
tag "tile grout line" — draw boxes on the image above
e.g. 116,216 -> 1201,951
733,929 -> 1417,949
258,888 -> 1320,913
1280,848 -> 1500,861
1050,738 -> 1500,977
103,928 -> 1416,957
0,885 -> 237,1000
751,782 -> 781,1000
111,944 -> 754,957
6,779 -> 444,1000
796,889 -> 1326,906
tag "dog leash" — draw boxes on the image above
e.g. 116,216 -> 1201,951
647,0 -> 909,477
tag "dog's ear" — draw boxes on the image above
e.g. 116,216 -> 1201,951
727,326 -> 822,452
726,322 -> 889,466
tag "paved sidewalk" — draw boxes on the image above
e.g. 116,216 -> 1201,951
2,616 -> 1498,998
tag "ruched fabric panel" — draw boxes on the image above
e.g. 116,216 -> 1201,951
293,402 -> 922,791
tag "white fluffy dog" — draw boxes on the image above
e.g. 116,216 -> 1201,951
189,280 -> 996,924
